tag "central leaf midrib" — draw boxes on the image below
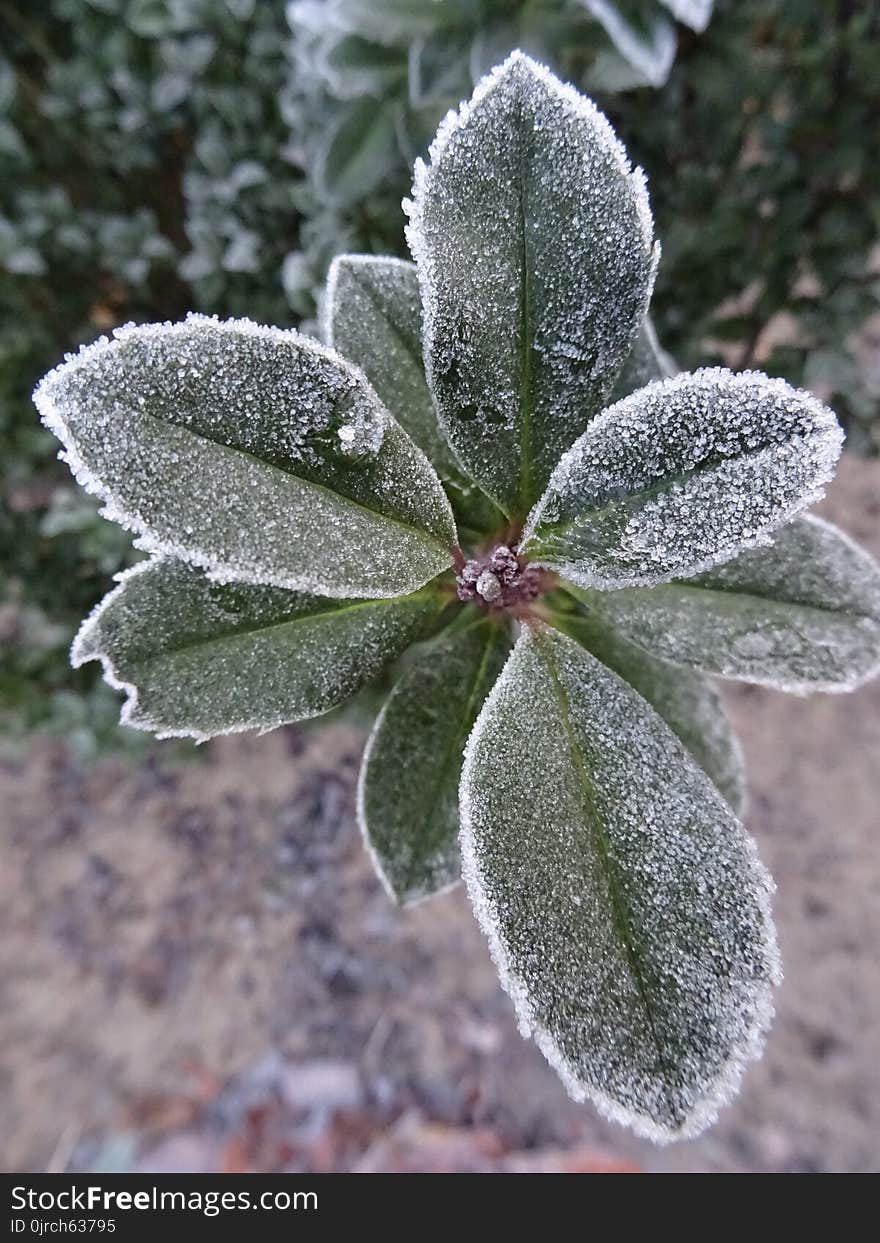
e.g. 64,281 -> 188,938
571,579 -> 880,630
131,402 -> 447,555
348,265 -> 425,380
539,633 -> 683,1126
665,580 -> 880,624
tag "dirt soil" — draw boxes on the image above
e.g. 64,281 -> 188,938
2,454 -> 879,1174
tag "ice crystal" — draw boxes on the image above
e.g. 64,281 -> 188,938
522,368 -> 843,589
323,253 -> 462,480
358,618 -> 511,906
31,47 -> 880,1148
72,558 -> 443,742
406,51 -> 658,517
584,516 -> 880,693
34,314 -> 456,599
460,625 -> 779,1141
552,607 -> 746,816
609,316 -> 676,403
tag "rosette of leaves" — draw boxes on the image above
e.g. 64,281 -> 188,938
35,55 -> 880,1141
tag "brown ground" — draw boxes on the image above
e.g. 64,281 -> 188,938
2,454 -> 878,1174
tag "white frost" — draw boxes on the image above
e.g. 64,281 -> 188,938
33,313 -> 456,600
405,50 -> 659,514
522,367 -> 844,589
460,625 -> 780,1142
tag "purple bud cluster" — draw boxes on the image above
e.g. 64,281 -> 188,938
456,544 -> 548,611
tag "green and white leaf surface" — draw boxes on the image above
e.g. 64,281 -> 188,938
34,315 -> 456,599
522,368 -> 843,589
460,625 -> 779,1141
358,617 -> 511,905
406,52 -> 658,518
73,558 -> 445,741
551,607 -> 745,815
609,315 -> 675,402
323,255 -> 452,471
581,516 -> 880,693
323,253 -> 502,536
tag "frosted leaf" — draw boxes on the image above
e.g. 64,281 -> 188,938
324,254 -> 460,479
358,617 -> 511,906
34,315 -> 457,599
582,2 -> 677,89
609,315 -> 676,403
521,368 -> 843,590
406,51 -> 658,519
550,607 -> 745,816
580,516 -> 880,694
658,0 -> 714,34
324,253 -> 503,537
460,625 -> 779,1141
72,558 -> 445,742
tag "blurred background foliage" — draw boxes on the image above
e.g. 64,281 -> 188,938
1,0 -> 878,753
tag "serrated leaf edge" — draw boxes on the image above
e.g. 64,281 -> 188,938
72,557 -> 439,744
588,514 -> 880,696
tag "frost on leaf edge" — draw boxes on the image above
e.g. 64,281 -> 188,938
321,252 -> 421,350
608,513 -> 880,698
520,366 -> 845,589
404,50 -> 660,465
458,625 -> 781,1143
356,693 -> 465,911
71,556 -> 434,745
69,559 -> 222,744
34,312 -> 456,600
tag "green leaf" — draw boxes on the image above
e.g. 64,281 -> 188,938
318,36 -> 407,99
406,52 -> 658,519
332,0 -> 471,43
583,1 -> 677,89
323,253 -> 459,479
460,625 -> 779,1141
314,100 -> 400,206
577,515 -> 880,693
522,368 -> 843,590
323,254 -> 503,538
358,616 -> 511,905
550,607 -> 745,816
609,316 -> 676,403
34,315 -> 457,599
72,557 -> 447,742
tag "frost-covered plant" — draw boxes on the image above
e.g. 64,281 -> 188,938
34,55 -> 880,1140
